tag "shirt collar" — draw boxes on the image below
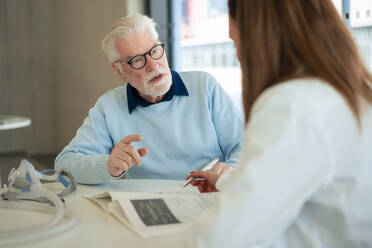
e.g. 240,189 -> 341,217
126,70 -> 189,114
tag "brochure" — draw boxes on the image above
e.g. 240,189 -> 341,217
84,190 -> 220,238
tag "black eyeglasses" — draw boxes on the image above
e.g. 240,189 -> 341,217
115,43 -> 165,70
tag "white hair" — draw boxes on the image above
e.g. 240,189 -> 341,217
101,13 -> 159,62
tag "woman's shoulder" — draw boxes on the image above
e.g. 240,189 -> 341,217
255,77 -> 345,110
250,77 -> 357,133
265,77 -> 339,98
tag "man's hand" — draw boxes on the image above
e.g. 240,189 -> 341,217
186,162 -> 233,193
108,135 -> 148,177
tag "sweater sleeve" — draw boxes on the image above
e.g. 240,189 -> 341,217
54,99 -> 115,184
208,74 -> 244,168
187,84 -> 333,248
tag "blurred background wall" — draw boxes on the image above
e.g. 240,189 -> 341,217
0,0 -> 145,156
56,0 -> 145,151
0,0 -> 57,154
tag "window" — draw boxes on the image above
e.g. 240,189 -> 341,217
178,0 -> 346,111
349,0 -> 372,71
170,0 -> 372,111
350,1 -> 372,27
180,0 -> 242,111
331,0 -> 343,15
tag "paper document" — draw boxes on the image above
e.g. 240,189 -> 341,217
85,191 -> 220,237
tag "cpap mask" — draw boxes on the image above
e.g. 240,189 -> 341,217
0,159 -> 78,246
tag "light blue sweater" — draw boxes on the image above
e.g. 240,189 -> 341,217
55,71 -> 243,184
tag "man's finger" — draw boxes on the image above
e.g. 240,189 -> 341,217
117,160 -> 129,171
122,145 -> 141,166
116,151 -> 133,167
138,147 -> 148,157
120,134 -> 143,145
110,160 -> 129,175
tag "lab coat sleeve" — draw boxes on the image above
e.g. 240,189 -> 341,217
208,73 -> 244,168
55,100 -> 114,184
187,85 -> 333,248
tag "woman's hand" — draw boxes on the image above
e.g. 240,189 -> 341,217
186,162 -> 232,193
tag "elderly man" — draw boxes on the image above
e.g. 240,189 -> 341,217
55,14 -> 243,184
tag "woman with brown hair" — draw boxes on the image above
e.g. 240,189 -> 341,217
187,0 -> 372,247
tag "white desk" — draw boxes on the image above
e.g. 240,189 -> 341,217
0,180 -> 198,248
0,115 -> 31,131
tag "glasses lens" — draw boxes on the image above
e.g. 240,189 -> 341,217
150,45 -> 164,60
130,55 -> 145,69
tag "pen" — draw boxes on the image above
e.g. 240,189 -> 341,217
183,158 -> 220,188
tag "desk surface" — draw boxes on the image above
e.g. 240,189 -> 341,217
0,179 -> 198,248
0,115 -> 31,131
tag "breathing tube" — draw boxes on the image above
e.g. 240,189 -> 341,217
0,159 -> 78,246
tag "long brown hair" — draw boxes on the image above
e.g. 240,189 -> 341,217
229,0 -> 372,126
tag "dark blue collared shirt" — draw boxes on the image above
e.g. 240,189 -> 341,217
126,70 -> 189,114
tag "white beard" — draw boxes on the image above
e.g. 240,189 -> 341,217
142,71 -> 172,97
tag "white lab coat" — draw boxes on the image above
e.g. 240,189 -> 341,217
187,78 -> 372,248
